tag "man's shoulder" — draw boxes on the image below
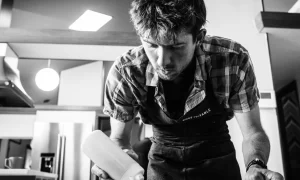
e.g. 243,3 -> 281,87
112,45 -> 148,84
202,35 -> 248,55
116,45 -> 148,68
201,35 -> 251,70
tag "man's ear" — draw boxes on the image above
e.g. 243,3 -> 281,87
196,29 -> 207,43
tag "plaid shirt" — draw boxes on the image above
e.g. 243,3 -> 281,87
103,35 -> 260,122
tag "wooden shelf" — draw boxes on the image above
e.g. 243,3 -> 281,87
255,11 -> 300,33
0,28 -> 141,46
0,105 -> 106,115
0,169 -> 57,179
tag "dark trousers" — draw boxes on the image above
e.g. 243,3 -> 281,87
134,119 -> 242,180
147,138 -> 241,180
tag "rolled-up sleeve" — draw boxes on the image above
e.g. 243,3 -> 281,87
229,51 -> 260,113
103,60 -> 138,122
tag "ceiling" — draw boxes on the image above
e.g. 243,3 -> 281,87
12,0 -> 135,31
6,0 -> 300,105
10,0 -> 136,61
9,0 -> 136,105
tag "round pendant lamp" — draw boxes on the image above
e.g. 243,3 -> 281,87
35,59 -> 60,91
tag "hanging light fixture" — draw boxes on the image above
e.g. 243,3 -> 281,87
35,59 -> 60,91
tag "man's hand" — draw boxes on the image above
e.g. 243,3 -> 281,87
91,165 -> 113,180
91,149 -> 141,180
245,165 -> 284,180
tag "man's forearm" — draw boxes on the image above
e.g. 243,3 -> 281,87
109,117 -> 134,150
110,136 -> 132,149
242,131 -> 270,168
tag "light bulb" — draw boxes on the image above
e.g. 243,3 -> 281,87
35,68 -> 60,91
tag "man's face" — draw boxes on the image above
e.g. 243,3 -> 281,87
141,31 -> 197,81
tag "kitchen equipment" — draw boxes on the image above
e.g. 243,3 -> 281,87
82,130 -> 144,180
0,57 -> 34,108
40,153 -> 55,173
5,157 -> 24,169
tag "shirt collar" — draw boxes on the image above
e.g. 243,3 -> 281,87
195,43 -> 208,82
146,61 -> 159,87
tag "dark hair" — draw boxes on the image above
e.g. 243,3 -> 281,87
129,0 -> 207,43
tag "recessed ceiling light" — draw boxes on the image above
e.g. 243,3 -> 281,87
69,10 -> 112,31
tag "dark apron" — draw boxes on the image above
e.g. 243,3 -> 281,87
138,81 -> 242,180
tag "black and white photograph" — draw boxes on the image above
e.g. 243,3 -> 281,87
0,0 -> 299,180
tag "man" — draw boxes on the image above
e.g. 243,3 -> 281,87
92,0 -> 284,179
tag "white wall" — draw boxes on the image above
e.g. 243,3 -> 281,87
0,114 -> 35,138
204,0 -> 284,178
58,61 -> 104,106
0,43 -> 7,56
263,0 -> 297,12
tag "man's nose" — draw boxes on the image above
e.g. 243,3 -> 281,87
157,47 -> 171,67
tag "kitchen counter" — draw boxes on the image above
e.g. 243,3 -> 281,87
0,169 -> 57,180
